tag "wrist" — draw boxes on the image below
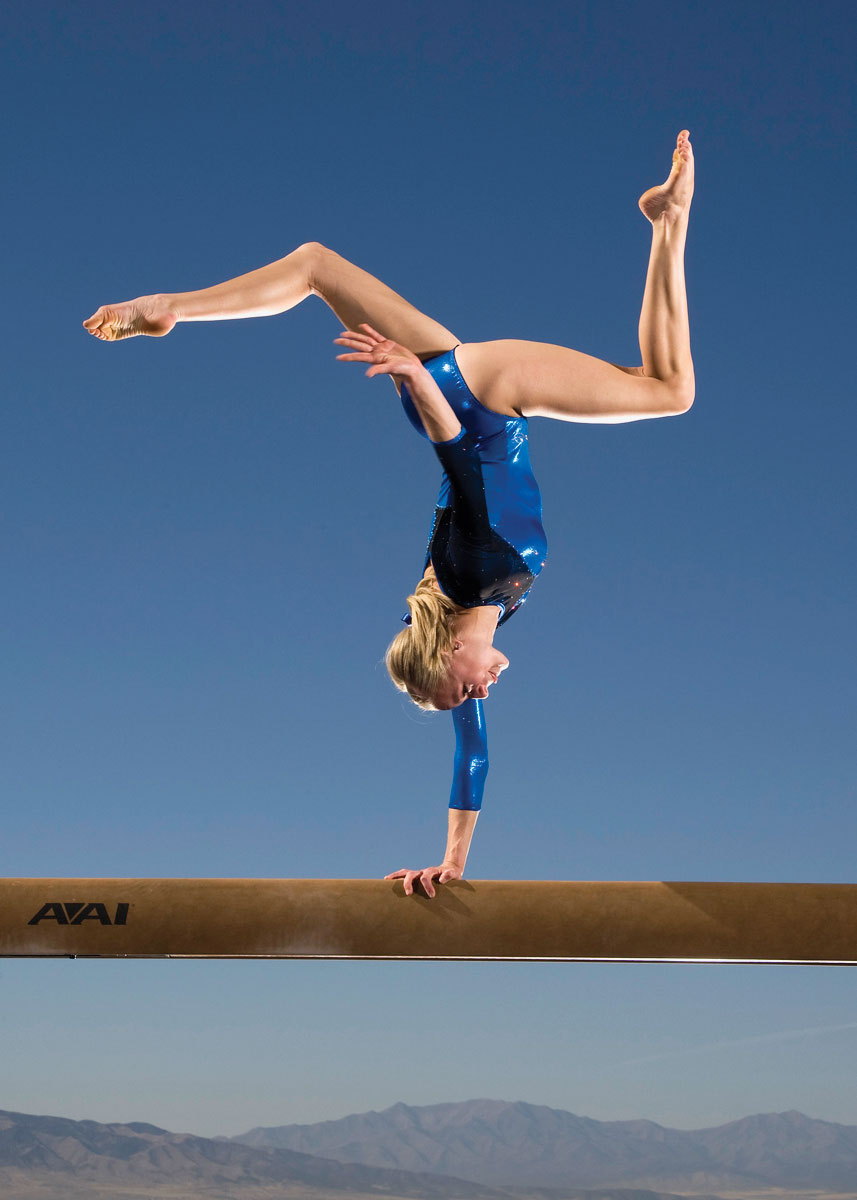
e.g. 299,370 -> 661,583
403,363 -> 433,388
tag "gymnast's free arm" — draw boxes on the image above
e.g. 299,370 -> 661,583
334,327 -> 462,442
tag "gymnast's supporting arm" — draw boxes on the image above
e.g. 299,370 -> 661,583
450,698 -> 488,810
386,700 -> 486,897
441,807 -> 480,877
387,809 -> 480,899
338,328 -> 487,896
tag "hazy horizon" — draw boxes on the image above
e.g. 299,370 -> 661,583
3,1093 -> 856,1140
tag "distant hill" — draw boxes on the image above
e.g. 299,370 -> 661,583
2,1102 -> 856,1200
233,1100 -> 857,1193
0,1108 -> 714,1200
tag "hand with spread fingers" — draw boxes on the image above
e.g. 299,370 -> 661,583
385,863 -> 464,899
335,322 -> 463,443
334,323 -> 426,386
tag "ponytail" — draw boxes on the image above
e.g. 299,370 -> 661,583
385,569 -> 462,710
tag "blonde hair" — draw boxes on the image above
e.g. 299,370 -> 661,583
385,569 -> 462,710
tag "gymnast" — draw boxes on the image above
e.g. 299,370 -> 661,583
84,130 -> 695,898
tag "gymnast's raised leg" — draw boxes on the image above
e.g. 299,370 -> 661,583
454,129 -> 695,423
84,131 -> 695,428
83,242 -> 460,361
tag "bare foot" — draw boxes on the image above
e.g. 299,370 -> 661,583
638,130 -> 694,224
82,295 -> 177,342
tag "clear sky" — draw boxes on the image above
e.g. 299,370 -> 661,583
2,0 -> 856,1139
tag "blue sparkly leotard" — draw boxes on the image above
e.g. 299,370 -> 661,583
400,347 -> 547,812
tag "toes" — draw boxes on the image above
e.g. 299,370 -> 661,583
674,131 -> 691,159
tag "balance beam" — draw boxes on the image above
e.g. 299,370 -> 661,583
1,879 -> 856,962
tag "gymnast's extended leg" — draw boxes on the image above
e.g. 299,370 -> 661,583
83,243 -> 460,361
84,130 -> 693,424
454,129 -> 696,423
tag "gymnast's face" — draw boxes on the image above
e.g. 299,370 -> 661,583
433,642 -> 510,710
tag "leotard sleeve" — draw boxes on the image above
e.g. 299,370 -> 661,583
431,430 -> 492,543
432,433 -> 492,811
449,698 -> 488,811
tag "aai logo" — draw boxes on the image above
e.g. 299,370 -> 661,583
28,902 -> 130,926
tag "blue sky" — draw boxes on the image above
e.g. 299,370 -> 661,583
2,0 -> 856,1137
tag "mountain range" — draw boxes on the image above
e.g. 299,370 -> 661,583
234,1100 -> 857,1195
0,1100 -> 855,1200
0,1108 -> 515,1200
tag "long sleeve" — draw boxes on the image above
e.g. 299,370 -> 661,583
449,698 -> 488,811
432,430 -> 493,544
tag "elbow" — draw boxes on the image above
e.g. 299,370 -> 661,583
471,755 -> 489,790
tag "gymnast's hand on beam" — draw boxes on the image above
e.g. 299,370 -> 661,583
385,864 -> 464,899
334,324 -> 426,387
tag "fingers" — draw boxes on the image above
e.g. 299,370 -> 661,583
334,350 -> 395,372
358,323 -> 388,343
384,866 -> 462,898
334,331 -> 395,367
336,326 -> 404,353
408,869 -> 428,897
383,868 -> 423,896
365,361 -> 401,378
334,333 -> 412,381
396,870 -> 421,896
334,332 -> 376,349
335,354 -> 400,377
335,333 -> 394,358
334,326 -> 387,348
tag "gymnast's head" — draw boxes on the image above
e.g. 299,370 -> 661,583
385,571 -> 509,711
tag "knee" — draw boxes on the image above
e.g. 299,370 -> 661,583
676,381 -> 695,413
295,240 -> 323,268
296,241 -> 332,293
667,375 -> 695,414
